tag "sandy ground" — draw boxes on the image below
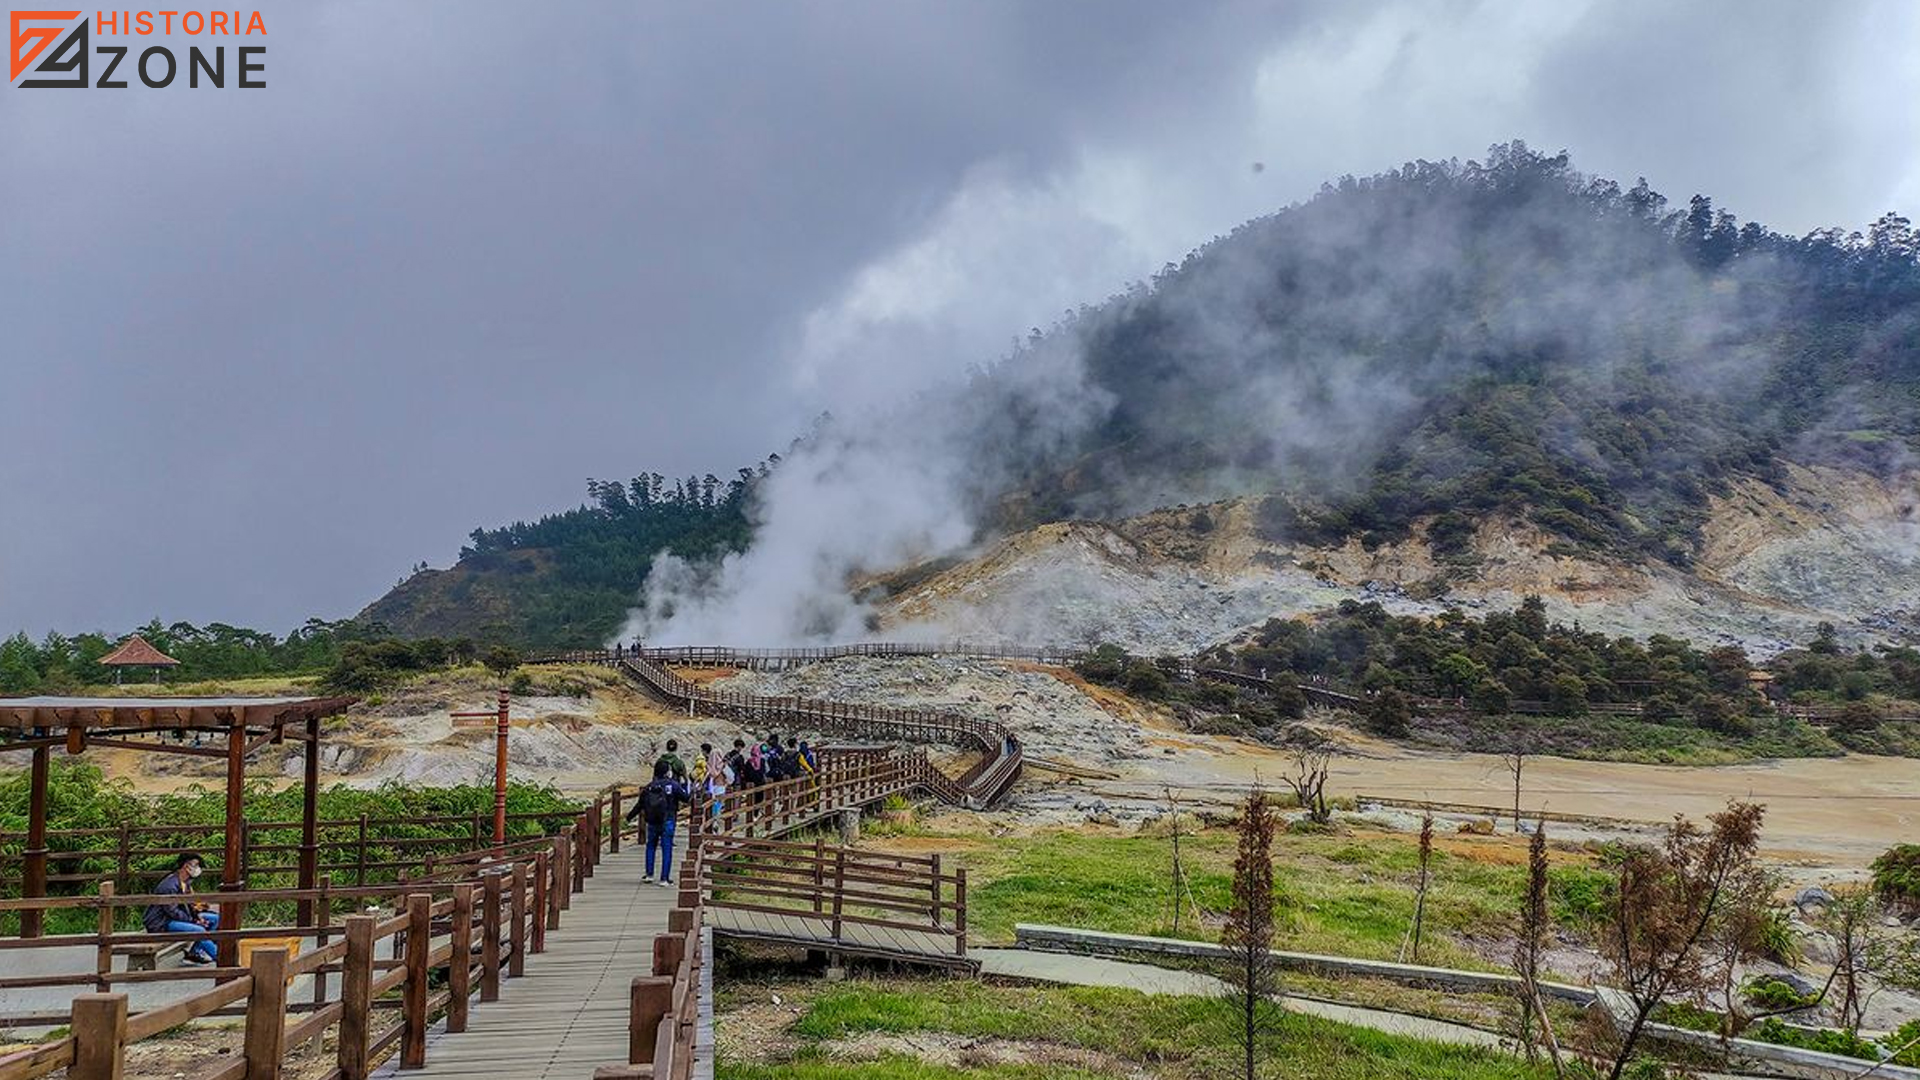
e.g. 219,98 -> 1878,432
1013,708 -> 1918,872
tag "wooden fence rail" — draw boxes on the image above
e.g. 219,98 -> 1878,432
0,799 -> 609,1080
528,652 -> 1024,810
0,810 -> 584,898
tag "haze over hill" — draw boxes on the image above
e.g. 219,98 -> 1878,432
364,144 -> 1919,653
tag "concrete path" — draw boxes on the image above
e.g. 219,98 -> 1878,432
2,932 -> 335,1037
976,947 -> 1514,1050
375,846 -> 678,1080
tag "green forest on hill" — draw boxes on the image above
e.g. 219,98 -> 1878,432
1077,598 -> 1920,762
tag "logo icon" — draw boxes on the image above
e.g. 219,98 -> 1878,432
10,10 -> 85,88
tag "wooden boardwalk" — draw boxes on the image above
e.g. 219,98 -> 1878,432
377,845 -> 691,1080
706,907 -> 969,969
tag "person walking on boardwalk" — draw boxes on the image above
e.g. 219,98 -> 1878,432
630,760 -> 690,885
703,741 -> 728,822
653,738 -> 688,782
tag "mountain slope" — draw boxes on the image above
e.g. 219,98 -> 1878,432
873,460 -> 1918,655
363,143 -> 1919,651
975,143 -> 1918,569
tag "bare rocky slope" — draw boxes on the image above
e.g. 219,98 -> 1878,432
876,462 -> 1919,657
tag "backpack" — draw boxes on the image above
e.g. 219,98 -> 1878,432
641,779 -> 679,825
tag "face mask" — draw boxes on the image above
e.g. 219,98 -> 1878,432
186,865 -> 202,879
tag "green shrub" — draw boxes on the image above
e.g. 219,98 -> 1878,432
1872,844 -> 1920,910
1748,1018 -> 1884,1062
1890,1019 -> 1920,1067
1742,976 -> 1818,1011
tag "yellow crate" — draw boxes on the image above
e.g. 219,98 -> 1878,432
237,935 -> 303,972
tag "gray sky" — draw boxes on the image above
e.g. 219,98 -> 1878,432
3,0 -> 1916,637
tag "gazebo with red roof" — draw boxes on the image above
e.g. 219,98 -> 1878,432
97,634 -> 181,684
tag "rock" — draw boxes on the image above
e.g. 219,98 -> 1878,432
1795,886 -> 1836,910
1777,973 -> 1820,996
1801,930 -> 1840,967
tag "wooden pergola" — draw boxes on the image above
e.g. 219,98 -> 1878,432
0,695 -> 355,961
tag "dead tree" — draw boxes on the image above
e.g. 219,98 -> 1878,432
1817,887 -> 1920,1036
1701,861 -> 1783,1050
1407,814 -> 1434,964
1599,801 -> 1766,1080
1284,742 -> 1333,825
1165,785 -> 1202,935
1502,733 -> 1528,833
1221,787 -> 1281,1080
1514,819 -> 1567,1078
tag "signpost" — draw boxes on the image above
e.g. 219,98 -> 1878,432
452,690 -> 511,844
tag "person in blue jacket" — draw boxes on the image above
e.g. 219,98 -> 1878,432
142,852 -> 219,965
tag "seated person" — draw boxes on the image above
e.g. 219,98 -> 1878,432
142,852 -> 218,965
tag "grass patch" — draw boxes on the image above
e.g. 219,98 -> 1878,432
919,824 -> 1604,972
736,979 -> 1553,1080
1418,712 -> 1843,765
722,1060 -> 1112,1080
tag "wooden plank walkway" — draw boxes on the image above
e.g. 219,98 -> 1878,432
376,845 -> 682,1080
706,907 -> 970,969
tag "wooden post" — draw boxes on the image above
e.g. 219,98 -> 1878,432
584,800 -> 599,878
297,715 -> 321,926
242,946 -> 290,1080
509,861 -> 528,977
401,894 -> 431,1069
571,824 -> 586,895
480,873 -> 502,1002
954,868 -> 968,958
830,849 -> 845,942
447,884 -> 474,1033
812,838 -> 825,915
493,689 -> 510,845
928,854 -> 941,926
312,875 -> 333,1014
533,850 -> 551,948
355,812 -> 370,887
338,915 -> 374,1080
652,930 -> 685,974
609,789 -> 622,854
628,977 -> 673,1065
21,745 -> 50,938
94,882 -> 116,992
69,992 -> 127,1080
218,720 -> 247,970
114,823 -> 131,897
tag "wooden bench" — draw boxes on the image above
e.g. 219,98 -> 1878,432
112,939 -> 189,971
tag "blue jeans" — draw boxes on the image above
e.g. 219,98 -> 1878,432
645,818 -> 677,880
167,911 -> 218,960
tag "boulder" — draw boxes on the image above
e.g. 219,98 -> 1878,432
1794,886 -> 1836,911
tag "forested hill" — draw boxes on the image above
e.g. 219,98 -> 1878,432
357,465 -> 768,647
359,143 -> 1919,649
982,142 -> 1919,567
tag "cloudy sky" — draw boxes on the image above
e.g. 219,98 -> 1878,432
3,0 -> 1916,637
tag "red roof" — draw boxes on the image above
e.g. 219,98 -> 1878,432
98,634 -> 181,667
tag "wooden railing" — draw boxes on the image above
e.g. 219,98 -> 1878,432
697,833 -> 967,965
0,799 -> 614,1079
549,653 -> 1023,809
0,810 -> 582,902
528,641 -> 1085,670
